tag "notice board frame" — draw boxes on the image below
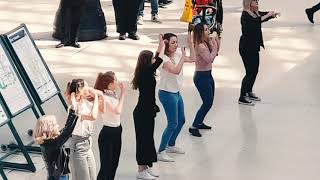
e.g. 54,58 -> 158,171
0,38 -> 33,119
1,24 -> 68,114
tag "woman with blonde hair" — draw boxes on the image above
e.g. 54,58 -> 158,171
34,96 -> 79,180
238,0 -> 280,105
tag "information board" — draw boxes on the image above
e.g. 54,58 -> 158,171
0,102 -> 8,125
4,24 -> 59,104
0,41 -> 32,116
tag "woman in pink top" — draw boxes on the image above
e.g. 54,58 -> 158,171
189,23 -> 220,137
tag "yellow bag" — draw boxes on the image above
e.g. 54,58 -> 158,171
180,0 -> 193,23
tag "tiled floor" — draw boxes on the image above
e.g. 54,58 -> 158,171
0,0 -> 320,179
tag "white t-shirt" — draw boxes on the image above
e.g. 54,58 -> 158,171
72,100 -> 94,137
158,52 -> 184,93
98,95 -> 121,127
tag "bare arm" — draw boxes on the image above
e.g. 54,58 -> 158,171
105,83 -> 127,115
163,48 -> 185,75
184,32 -> 196,63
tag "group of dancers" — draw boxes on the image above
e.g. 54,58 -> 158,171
33,0 -> 283,179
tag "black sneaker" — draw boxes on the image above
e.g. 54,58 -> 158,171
189,128 -> 202,137
55,42 -> 65,48
305,8 -> 314,24
71,42 -> 81,48
238,96 -> 255,106
196,123 -> 212,130
128,33 -> 140,40
119,34 -> 126,40
246,92 -> 261,102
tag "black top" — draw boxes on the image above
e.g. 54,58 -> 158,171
40,110 -> 78,180
239,11 -> 274,53
136,52 -> 163,115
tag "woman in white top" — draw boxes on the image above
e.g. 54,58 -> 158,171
157,32 -> 196,162
65,79 -> 104,180
94,71 -> 127,180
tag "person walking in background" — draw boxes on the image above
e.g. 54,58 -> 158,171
238,0 -> 280,106
34,105 -> 79,180
94,71 -> 127,180
55,0 -> 88,48
131,35 -> 165,179
137,0 -> 162,25
112,0 -> 141,40
65,79 -> 104,180
306,2 -> 320,23
216,0 -> 224,35
189,23 -> 220,137
157,33 -> 196,162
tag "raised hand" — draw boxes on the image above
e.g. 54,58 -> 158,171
119,82 -> 128,96
187,32 -> 193,47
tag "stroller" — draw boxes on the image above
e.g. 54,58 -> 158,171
188,0 -> 222,35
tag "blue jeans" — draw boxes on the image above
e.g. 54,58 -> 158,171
158,90 -> 185,152
192,71 -> 215,127
138,0 -> 159,16
60,175 -> 69,180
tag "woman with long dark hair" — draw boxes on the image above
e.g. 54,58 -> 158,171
157,32 -> 196,162
238,0 -> 280,105
189,23 -> 220,137
132,35 -> 165,179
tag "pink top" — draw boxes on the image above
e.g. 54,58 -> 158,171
195,43 -> 218,71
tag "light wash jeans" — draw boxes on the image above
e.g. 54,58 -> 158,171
158,90 -> 185,152
59,175 -> 69,180
68,136 -> 96,180
138,0 -> 159,16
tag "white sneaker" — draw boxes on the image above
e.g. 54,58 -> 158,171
147,167 -> 159,177
166,146 -> 185,154
136,170 -> 155,179
157,151 -> 174,162
137,16 -> 144,25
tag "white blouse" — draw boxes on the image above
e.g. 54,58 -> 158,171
98,95 -> 121,127
72,99 -> 94,137
158,52 -> 184,93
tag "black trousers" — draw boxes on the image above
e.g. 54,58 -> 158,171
240,50 -> 260,95
97,125 -> 122,180
311,2 -> 320,12
112,0 -> 140,34
60,0 -> 87,44
133,107 -> 157,167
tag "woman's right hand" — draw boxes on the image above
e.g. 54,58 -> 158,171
119,82 -> 128,96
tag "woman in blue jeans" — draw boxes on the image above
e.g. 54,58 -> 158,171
157,32 -> 196,162
189,23 -> 220,137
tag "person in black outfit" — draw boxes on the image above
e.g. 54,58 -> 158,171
306,2 -> 320,23
112,0 -> 141,40
131,35 -> 165,179
238,0 -> 280,106
34,104 -> 79,180
56,0 -> 88,48
216,0 -> 223,35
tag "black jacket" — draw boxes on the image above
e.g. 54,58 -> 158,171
40,110 -> 78,180
239,11 -> 274,53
